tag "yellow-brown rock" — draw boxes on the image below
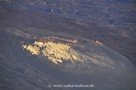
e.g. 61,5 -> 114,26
22,41 -> 81,64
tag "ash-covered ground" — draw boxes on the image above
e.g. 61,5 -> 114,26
0,0 -> 136,90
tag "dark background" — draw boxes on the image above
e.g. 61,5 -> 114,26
0,0 -> 136,90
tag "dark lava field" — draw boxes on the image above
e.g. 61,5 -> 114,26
0,0 -> 136,90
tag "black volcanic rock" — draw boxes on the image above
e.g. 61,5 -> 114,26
0,1 -> 136,90
0,0 -> 136,65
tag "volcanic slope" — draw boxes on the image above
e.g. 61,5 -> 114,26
0,28 -> 136,90
0,10 -> 136,90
